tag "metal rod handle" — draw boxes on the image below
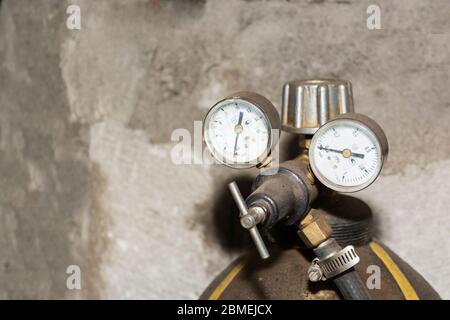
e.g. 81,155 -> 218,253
228,181 -> 270,259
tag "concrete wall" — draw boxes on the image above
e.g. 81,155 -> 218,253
0,0 -> 448,299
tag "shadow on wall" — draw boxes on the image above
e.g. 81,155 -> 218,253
208,174 -> 254,251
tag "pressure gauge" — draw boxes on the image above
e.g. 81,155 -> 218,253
203,92 -> 280,169
309,113 -> 388,193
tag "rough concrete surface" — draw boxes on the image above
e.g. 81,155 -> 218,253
0,0 -> 449,299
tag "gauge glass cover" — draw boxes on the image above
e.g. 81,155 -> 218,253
309,118 -> 384,192
204,98 -> 272,168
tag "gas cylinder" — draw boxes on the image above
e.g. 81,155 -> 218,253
200,194 -> 440,300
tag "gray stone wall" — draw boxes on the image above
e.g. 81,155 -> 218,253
0,0 -> 448,299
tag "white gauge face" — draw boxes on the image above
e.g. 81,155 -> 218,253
309,119 -> 384,192
204,99 -> 272,168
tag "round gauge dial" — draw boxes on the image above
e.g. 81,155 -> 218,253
309,113 -> 388,192
203,92 -> 280,168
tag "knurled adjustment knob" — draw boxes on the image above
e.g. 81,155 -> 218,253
281,79 -> 354,135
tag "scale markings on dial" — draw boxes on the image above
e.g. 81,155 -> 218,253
204,93 -> 280,169
309,115 -> 388,193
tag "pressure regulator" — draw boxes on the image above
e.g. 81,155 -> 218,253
202,80 -> 389,260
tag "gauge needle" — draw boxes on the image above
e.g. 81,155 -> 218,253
318,145 -> 365,159
233,112 -> 244,156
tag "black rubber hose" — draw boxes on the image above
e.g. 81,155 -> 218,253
332,268 -> 371,300
314,238 -> 371,300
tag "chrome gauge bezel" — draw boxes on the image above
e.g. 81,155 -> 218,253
308,113 -> 388,193
203,92 -> 280,169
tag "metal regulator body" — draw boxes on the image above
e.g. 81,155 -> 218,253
200,80 -> 440,300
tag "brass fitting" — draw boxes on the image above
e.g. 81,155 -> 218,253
297,210 -> 332,248
297,136 -> 310,164
296,136 -> 316,184
305,165 -> 316,184
298,136 -> 312,150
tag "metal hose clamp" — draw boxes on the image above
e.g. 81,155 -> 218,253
308,245 -> 360,281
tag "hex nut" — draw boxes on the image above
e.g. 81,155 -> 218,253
297,214 -> 332,248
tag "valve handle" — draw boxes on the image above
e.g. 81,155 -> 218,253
228,181 -> 270,259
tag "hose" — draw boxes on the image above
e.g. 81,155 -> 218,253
332,268 -> 371,300
314,238 -> 371,300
